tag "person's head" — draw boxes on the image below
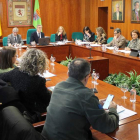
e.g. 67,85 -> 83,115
131,30 -> 140,40
116,4 -> 120,12
37,25 -> 42,33
0,47 -> 16,69
83,26 -> 92,34
68,58 -> 91,86
57,26 -> 66,36
134,1 -> 139,11
20,48 -> 48,76
114,28 -> 121,38
96,27 -> 106,37
12,27 -> 18,36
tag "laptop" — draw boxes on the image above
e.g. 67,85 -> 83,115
39,37 -> 50,46
130,49 -> 139,57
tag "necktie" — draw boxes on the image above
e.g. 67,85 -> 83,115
136,12 -> 139,21
38,33 -> 40,38
14,37 -> 17,42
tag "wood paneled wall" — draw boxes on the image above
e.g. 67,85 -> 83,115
0,0 -> 138,41
0,0 -> 89,40
89,0 -> 140,41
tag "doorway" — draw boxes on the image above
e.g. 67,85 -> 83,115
98,7 -> 108,37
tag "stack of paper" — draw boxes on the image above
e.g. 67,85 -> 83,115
118,50 -> 131,53
106,46 -> 114,50
117,105 -> 137,120
48,86 -> 55,91
39,71 -> 56,78
90,44 -> 101,47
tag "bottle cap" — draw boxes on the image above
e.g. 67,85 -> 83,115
93,69 -> 95,72
51,54 -> 53,57
132,84 -> 135,87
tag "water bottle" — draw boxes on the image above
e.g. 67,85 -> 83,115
130,84 -> 136,103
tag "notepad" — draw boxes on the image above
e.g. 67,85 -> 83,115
118,50 -> 131,53
48,86 -> 55,91
117,106 -> 137,120
106,47 -> 114,50
39,71 -> 56,78
90,44 -> 101,47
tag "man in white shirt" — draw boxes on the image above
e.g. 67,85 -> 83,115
7,27 -> 23,46
30,25 -> 45,44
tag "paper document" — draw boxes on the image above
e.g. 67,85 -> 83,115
117,106 -> 137,120
22,45 -> 27,48
90,44 -> 101,47
39,71 -> 56,78
138,124 -> 140,140
48,86 -> 55,91
56,42 -> 66,45
106,47 -> 114,50
118,50 -> 131,53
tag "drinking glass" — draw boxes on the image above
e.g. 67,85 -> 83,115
93,73 -> 100,85
50,57 -> 56,66
121,83 -> 128,99
19,44 -> 22,50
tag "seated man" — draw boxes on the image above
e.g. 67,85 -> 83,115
7,27 -> 23,46
106,28 -> 126,48
30,25 -> 45,44
42,58 -> 119,140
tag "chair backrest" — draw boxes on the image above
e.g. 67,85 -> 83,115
72,32 -> 83,41
1,106 -> 47,140
127,41 -> 130,47
50,34 -> 55,42
26,29 -> 36,44
107,37 -> 113,44
95,35 -> 97,40
3,37 -> 8,46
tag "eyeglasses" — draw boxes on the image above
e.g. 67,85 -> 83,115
114,33 -> 118,35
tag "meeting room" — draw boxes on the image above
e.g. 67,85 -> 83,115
0,0 -> 140,140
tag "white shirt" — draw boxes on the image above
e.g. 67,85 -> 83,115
37,31 -> 41,38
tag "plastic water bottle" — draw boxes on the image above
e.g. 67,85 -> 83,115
130,84 -> 136,103
91,69 -> 95,83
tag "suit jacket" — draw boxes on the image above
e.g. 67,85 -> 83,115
107,35 -> 126,48
7,34 -> 23,45
113,11 -> 122,20
132,9 -> 140,21
30,31 -> 45,44
42,77 -> 119,140
55,33 -> 67,41
128,38 -> 140,50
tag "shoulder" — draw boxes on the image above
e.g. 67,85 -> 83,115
41,32 -> 44,35
120,35 -> 126,40
7,34 -> 12,37
102,33 -> 106,38
17,34 -> 21,37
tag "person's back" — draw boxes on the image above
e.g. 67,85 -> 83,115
42,58 -> 119,140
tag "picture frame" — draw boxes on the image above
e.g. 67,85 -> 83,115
131,0 -> 140,23
7,0 -> 33,27
112,0 -> 125,23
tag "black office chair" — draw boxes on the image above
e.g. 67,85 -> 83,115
0,106 -> 48,140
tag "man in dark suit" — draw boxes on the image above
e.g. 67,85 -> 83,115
7,27 -> 23,46
113,3 -> 122,20
30,25 -> 45,44
132,1 -> 140,21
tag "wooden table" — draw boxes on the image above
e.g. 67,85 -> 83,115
82,56 -> 109,80
108,119 -> 140,140
18,46 -> 140,139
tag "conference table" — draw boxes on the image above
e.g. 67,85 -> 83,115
26,43 -> 140,77
17,44 -> 140,140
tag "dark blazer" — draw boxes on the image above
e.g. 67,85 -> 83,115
0,68 -> 51,113
55,33 -> 67,41
30,31 -> 45,44
113,11 -> 122,20
132,9 -> 140,21
83,32 -> 95,42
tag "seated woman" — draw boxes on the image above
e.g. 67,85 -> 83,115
125,30 -> 140,51
92,27 -> 107,45
0,47 -> 17,74
0,49 -> 51,113
83,26 -> 95,42
55,26 -> 67,41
